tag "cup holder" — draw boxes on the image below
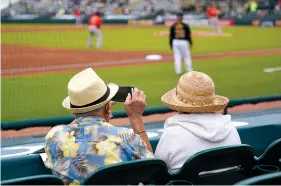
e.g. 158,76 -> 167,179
254,165 -> 280,176
167,180 -> 193,185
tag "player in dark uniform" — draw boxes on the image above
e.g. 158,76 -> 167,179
170,13 -> 193,76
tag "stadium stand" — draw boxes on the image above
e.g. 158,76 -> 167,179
256,138 -> 281,169
1,142 -> 280,185
1,0 -> 281,183
2,0 -> 280,18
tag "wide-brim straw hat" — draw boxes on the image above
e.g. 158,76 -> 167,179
62,68 -> 119,114
161,71 -> 229,113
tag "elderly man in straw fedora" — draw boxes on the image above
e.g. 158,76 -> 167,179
45,68 -> 153,185
154,71 -> 241,171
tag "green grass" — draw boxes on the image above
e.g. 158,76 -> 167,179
2,25 -> 281,122
2,26 -> 281,53
2,54 -> 281,122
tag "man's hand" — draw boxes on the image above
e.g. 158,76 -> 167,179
124,88 -> 146,118
124,88 -> 152,152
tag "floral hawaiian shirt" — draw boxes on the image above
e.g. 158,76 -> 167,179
45,116 -> 153,185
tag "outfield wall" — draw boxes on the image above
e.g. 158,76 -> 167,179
1,95 -> 281,131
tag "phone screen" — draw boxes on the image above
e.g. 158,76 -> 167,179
112,86 -> 135,102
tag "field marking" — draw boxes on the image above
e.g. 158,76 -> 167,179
264,67 -> 281,73
0,56 -> 173,75
2,48 -> 281,76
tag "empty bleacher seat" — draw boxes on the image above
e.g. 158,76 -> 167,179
171,145 -> 256,185
1,154 -> 51,181
257,138 -> 281,169
1,175 -> 64,185
83,159 -> 169,185
235,171 -> 281,185
238,124 -> 281,156
252,138 -> 281,176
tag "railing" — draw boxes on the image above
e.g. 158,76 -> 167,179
1,95 -> 281,131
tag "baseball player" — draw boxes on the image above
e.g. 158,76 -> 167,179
207,2 -> 223,34
74,8 -> 82,27
87,12 -> 102,49
169,13 -> 193,76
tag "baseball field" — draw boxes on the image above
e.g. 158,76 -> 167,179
2,24 -> 281,122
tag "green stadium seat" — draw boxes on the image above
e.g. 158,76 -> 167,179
1,175 -> 64,185
251,138 -> 281,176
235,171 -> 281,185
171,145 -> 256,185
257,138 -> 281,169
83,159 -> 169,185
1,154 -> 51,181
238,124 -> 281,156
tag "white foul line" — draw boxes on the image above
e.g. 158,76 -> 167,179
264,67 -> 281,73
1,56 -> 173,75
2,48 -> 281,76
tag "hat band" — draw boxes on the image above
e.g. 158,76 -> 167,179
176,88 -> 213,106
70,86 -> 110,108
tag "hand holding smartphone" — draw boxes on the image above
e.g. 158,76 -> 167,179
112,85 -> 147,117
112,86 -> 135,102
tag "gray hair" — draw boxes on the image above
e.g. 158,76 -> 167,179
73,105 -> 106,118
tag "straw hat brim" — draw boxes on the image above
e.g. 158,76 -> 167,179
161,88 -> 229,113
62,83 -> 119,114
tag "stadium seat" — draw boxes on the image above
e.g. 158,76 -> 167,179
235,171 -> 281,185
1,154 -> 51,181
251,138 -> 281,176
1,175 -> 64,185
83,159 -> 169,185
171,145 -> 256,185
257,138 -> 281,169
238,124 -> 281,156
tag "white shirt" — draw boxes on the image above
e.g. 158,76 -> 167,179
154,113 -> 241,171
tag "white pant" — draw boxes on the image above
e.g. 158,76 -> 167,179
76,16 -> 82,26
88,26 -> 102,48
209,17 -> 222,34
172,40 -> 192,74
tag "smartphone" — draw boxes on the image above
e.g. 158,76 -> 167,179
112,86 -> 135,102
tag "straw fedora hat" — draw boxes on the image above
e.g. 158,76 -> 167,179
62,68 -> 119,114
161,71 -> 229,113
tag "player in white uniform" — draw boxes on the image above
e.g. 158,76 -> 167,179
169,13 -> 193,76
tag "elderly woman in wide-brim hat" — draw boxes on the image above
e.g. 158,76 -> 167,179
155,71 -> 241,171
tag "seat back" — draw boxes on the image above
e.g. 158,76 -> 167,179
1,175 -> 64,185
173,145 -> 256,185
238,124 -> 281,156
1,154 -> 51,181
235,171 -> 281,185
257,138 -> 281,169
83,159 -> 169,185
